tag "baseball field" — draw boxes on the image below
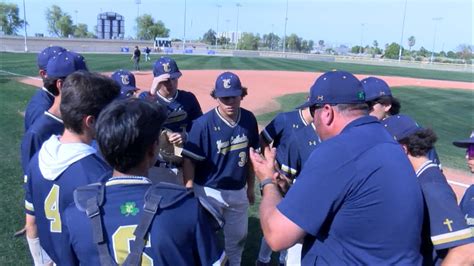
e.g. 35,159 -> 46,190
0,52 -> 472,264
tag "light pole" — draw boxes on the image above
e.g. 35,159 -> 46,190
234,3 -> 241,50
225,19 -> 230,49
430,17 -> 443,63
359,23 -> 365,54
398,0 -> 408,62
22,0 -> 27,52
135,0 -> 141,39
215,3 -> 221,49
183,0 -> 187,51
283,0 -> 288,53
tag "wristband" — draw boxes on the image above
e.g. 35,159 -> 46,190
259,177 -> 276,196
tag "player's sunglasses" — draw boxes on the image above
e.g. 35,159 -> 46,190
467,145 -> 474,158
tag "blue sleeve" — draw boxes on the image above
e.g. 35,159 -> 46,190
427,148 -> 442,168
277,146 -> 353,235
24,168 -> 35,215
421,181 -> 474,249
24,106 -> 41,132
182,120 -> 207,161
261,113 -> 284,144
460,185 -> 474,221
20,132 -> 41,174
194,206 -> 224,265
276,135 -> 300,179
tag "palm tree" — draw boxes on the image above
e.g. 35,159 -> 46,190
408,36 -> 416,52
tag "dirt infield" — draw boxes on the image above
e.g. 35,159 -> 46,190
18,69 -> 473,200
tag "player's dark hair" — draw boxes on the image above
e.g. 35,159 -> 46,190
210,86 -> 248,99
43,76 -> 65,96
60,71 -> 120,134
398,128 -> 437,157
369,95 -> 401,115
96,99 -> 167,173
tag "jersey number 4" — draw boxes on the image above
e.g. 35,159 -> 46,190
112,225 -> 153,265
44,184 -> 61,233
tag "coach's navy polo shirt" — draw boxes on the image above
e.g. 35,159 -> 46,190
183,107 -> 259,190
261,109 -> 309,148
278,116 -> 424,264
277,123 -> 319,179
417,161 -> 474,264
20,111 -> 64,174
64,176 -> 223,265
24,88 -> 54,131
460,185 -> 474,227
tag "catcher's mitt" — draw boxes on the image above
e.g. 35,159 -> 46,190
158,129 -> 183,165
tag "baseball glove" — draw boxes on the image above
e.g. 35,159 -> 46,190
158,129 -> 183,165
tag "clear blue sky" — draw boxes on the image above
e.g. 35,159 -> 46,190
10,0 -> 473,52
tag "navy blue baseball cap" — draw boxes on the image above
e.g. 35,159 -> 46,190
361,77 -> 392,101
152,57 -> 182,79
111,70 -> 138,99
382,114 -> 422,141
46,51 -> 88,78
214,72 -> 242,98
299,70 -> 365,109
37,46 -> 66,70
453,131 -> 474,148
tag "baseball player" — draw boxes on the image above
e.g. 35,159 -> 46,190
111,69 -> 139,99
250,71 -> 424,264
139,56 -> 203,185
453,131 -> 474,227
24,71 -> 120,265
182,72 -> 259,266
383,115 -> 474,265
20,51 -> 88,174
131,46 -> 141,71
361,76 -> 442,167
24,45 -> 66,131
64,98 -> 224,265
260,107 -> 312,150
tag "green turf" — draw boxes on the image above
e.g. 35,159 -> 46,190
1,52 -> 473,82
257,86 -> 474,170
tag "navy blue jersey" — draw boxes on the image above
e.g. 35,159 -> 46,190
278,116 -> 424,264
20,112 -> 64,174
24,136 -> 110,265
182,108 -> 259,190
24,88 -> 54,131
427,148 -> 442,168
156,89 -> 202,133
276,123 -> 319,179
64,177 -> 223,265
460,185 -> 474,227
416,161 -> 474,265
261,109 -> 309,148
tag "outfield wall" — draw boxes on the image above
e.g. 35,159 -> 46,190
1,36 -> 472,73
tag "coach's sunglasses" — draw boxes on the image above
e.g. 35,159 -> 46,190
309,105 -> 323,118
468,145 -> 474,159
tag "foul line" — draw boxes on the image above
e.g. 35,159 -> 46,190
0,70 -> 41,80
447,180 -> 470,188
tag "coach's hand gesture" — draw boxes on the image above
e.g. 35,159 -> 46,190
250,146 -> 277,182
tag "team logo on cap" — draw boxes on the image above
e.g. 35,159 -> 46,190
223,78 -> 231,89
162,63 -> 171,73
317,95 -> 324,101
120,75 -> 130,85
357,91 -> 365,100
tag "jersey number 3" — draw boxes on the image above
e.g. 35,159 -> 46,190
112,225 -> 153,265
44,184 -> 61,233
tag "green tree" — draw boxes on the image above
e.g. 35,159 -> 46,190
262,33 -> 280,50
237,32 -> 260,50
384,42 -> 402,59
446,51 -> 457,58
408,36 -> 416,52
318,39 -> 325,49
418,46 -> 430,57
45,5 -> 74,37
0,3 -> 24,35
137,14 -> 169,40
457,44 -> 472,63
286,34 -> 301,52
202,29 -> 217,45
351,45 -> 363,54
73,23 -> 94,38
